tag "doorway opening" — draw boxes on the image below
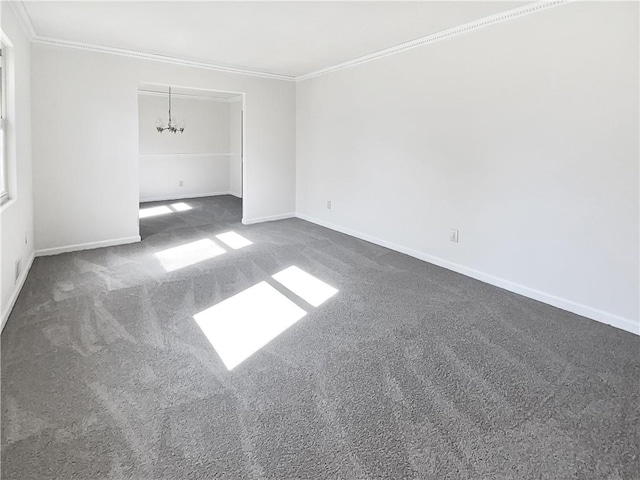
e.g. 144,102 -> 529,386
137,83 -> 245,238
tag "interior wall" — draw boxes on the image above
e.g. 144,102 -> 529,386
138,93 -> 232,202
296,2 -> 640,333
0,5 -> 35,328
139,94 -> 230,154
31,44 -> 296,253
229,99 -> 243,198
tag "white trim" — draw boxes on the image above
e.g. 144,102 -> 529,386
140,191 -> 231,203
296,213 -> 639,336
33,35 -> 295,82
5,1 -> 37,41
138,152 -> 232,158
1,251 -> 35,333
242,212 -> 295,225
0,28 -> 15,48
10,1 -> 570,83
140,82 -> 245,99
35,236 -> 141,257
296,0 -> 568,82
138,89 -> 243,103
0,196 -> 16,213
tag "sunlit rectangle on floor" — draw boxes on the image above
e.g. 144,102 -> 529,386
272,266 -> 338,307
155,239 -> 226,272
171,202 -> 192,212
216,231 -> 253,250
194,281 -> 307,370
139,205 -> 172,218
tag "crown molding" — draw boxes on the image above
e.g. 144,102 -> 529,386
138,89 -> 243,103
296,0 -> 569,82
6,0 -> 37,41
7,0 -> 293,81
32,36 -> 296,82
8,0 -> 570,84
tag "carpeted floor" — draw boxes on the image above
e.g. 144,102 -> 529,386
2,195 -> 639,479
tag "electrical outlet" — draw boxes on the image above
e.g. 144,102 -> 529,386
450,229 -> 459,243
327,200 -> 332,210
15,259 -> 21,282
179,180 -> 184,187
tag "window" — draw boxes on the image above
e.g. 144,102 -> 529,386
0,42 -> 6,202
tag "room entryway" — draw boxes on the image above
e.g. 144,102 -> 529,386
137,83 -> 245,238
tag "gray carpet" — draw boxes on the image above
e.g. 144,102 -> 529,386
2,195 -> 638,479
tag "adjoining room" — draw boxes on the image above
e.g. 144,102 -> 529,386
138,83 -> 244,237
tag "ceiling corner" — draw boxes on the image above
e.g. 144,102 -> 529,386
6,1 -> 38,41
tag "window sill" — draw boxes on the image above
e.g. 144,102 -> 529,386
0,196 -> 15,213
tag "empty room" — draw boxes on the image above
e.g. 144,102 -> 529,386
1,1 -> 638,479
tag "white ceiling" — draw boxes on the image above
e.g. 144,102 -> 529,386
21,1 -> 525,78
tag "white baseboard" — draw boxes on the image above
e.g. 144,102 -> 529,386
228,190 -> 243,199
140,192 -> 231,203
35,235 -> 141,257
296,213 -> 639,336
242,212 -> 295,225
1,251 -> 35,333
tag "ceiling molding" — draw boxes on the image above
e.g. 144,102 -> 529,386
6,1 -> 37,41
32,35 -> 296,82
8,0 -> 570,84
296,0 -> 569,82
7,0 -> 294,81
138,89 -> 243,103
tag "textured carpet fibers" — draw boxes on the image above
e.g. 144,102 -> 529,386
2,196 -> 639,479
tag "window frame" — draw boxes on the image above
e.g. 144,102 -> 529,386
0,41 -> 7,203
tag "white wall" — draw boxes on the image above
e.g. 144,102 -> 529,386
139,94 -> 230,154
138,93 -> 233,201
139,154 -> 230,202
296,2 -> 639,333
229,99 -> 243,198
31,44 -> 295,253
0,5 -> 34,328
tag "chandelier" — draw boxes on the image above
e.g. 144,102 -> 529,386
155,87 -> 185,133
